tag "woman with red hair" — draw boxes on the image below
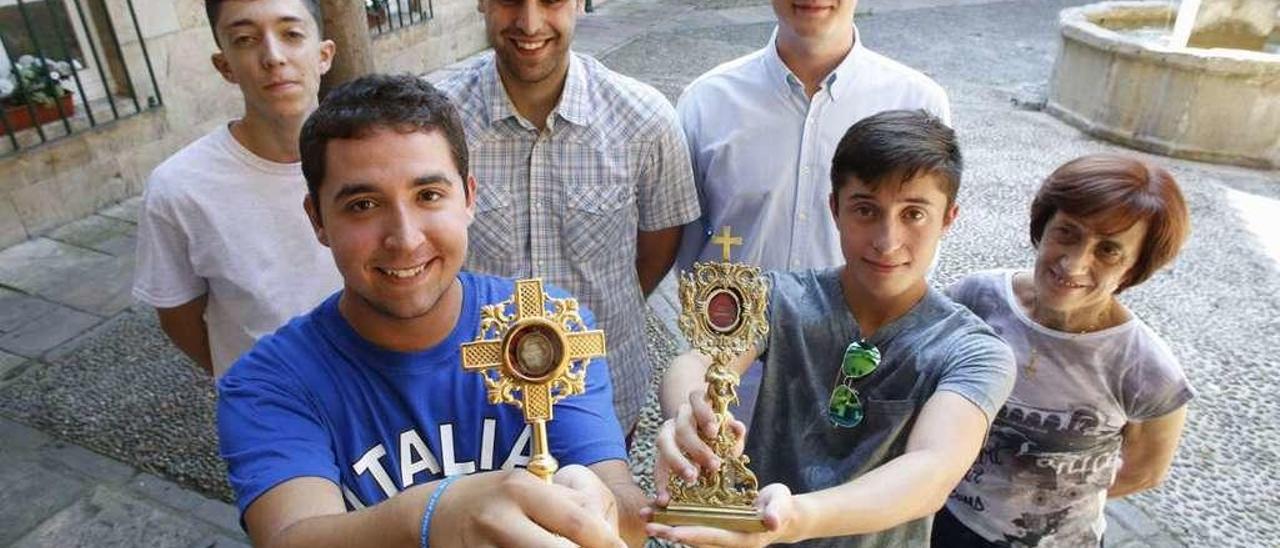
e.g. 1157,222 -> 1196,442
933,153 -> 1194,547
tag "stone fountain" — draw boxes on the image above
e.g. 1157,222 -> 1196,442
1047,0 -> 1280,168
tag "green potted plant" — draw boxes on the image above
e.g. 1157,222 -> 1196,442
0,55 -> 77,134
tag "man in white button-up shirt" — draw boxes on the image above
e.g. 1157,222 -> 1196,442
676,0 -> 951,272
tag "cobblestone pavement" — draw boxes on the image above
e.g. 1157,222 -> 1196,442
0,0 -> 1276,546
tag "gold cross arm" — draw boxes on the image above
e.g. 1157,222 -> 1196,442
460,279 -> 607,423
710,225 -> 743,262
460,278 -> 609,482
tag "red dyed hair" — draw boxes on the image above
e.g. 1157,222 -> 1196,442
1030,154 -> 1190,292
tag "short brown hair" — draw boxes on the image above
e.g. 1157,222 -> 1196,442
205,0 -> 324,46
1030,153 -> 1190,292
830,109 -> 962,206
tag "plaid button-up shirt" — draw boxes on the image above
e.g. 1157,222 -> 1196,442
438,52 -> 700,429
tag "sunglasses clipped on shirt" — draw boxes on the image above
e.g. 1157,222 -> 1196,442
827,339 -> 881,428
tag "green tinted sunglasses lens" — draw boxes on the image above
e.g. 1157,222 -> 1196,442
842,341 -> 881,379
827,384 -> 864,428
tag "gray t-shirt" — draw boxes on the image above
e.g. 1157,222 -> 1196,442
744,268 -> 1016,548
943,270 -> 1193,548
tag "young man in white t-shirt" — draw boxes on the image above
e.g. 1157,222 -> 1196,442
133,0 -> 341,376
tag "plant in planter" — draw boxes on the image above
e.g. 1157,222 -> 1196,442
0,55 -> 78,133
366,0 -> 390,28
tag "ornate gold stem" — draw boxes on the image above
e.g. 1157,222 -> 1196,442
526,419 -> 558,483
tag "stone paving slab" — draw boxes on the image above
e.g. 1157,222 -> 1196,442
0,287 -> 102,359
0,413 -> 51,450
0,349 -> 27,376
0,286 -> 70,331
10,486 -> 213,548
131,473 -> 217,514
42,440 -> 141,487
0,313 -> 101,362
0,452 -> 90,546
196,534 -> 252,548
97,196 -> 142,225
48,213 -> 139,257
0,237 -> 134,317
1106,500 -> 1166,543
193,495 -> 245,538
0,416 -> 248,546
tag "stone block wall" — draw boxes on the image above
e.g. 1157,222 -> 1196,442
0,0 -> 486,250
373,0 -> 489,76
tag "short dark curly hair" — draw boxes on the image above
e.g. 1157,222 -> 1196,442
1030,153 -> 1190,292
205,0 -> 324,46
299,73 -> 471,208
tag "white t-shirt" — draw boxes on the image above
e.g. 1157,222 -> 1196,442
133,123 -> 341,376
944,270 -> 1193,548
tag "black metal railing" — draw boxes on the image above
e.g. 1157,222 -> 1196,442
366,0 -> 434,36
0,0 -> 161,156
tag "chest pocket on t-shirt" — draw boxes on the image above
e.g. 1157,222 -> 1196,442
814,398 -> 919,480
563,166 -> 635,263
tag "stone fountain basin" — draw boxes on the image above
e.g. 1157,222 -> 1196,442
1048,1 -> 1280,169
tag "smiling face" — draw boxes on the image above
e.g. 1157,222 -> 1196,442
1032,212 -> 1148,319
830,171 -> 956,307
772,0 -> 857,43
305,128 -> 476,334
479,0 -> 580,88
211,0 -> 334,123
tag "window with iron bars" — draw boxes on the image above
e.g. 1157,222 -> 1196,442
366,0 -> 434,36
0,0 -> 161,156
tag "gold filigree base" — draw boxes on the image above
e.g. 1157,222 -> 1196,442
652,504 -> 767,532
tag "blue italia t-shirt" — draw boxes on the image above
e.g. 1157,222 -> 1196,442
217,271 -> 627,517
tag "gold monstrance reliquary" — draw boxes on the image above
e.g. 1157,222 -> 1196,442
653,226 -> 769,532
460,278 -> 607,482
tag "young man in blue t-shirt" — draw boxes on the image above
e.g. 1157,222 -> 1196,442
649,110 -> 1016,547
217,74 -> 643,547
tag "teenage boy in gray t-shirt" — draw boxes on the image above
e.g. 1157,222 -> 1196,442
648,110 -> 1016,548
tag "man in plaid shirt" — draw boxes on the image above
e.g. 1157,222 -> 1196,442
437,0 -> 700,433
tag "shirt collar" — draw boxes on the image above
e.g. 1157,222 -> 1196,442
481,52 -> 593,128
763,24 -> 865,101
555,54 -> 592,126
480,54 -> 516,125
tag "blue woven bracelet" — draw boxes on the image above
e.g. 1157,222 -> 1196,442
420,475 -> 460,548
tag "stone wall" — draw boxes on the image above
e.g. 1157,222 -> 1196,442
0,0 -> 485,250
373,0 -> 489,76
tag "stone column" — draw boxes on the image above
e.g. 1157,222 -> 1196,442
319,0 -> 375,97
1186,0 -> 1279,50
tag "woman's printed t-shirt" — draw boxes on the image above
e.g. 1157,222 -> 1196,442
945,270 -> 1193,547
